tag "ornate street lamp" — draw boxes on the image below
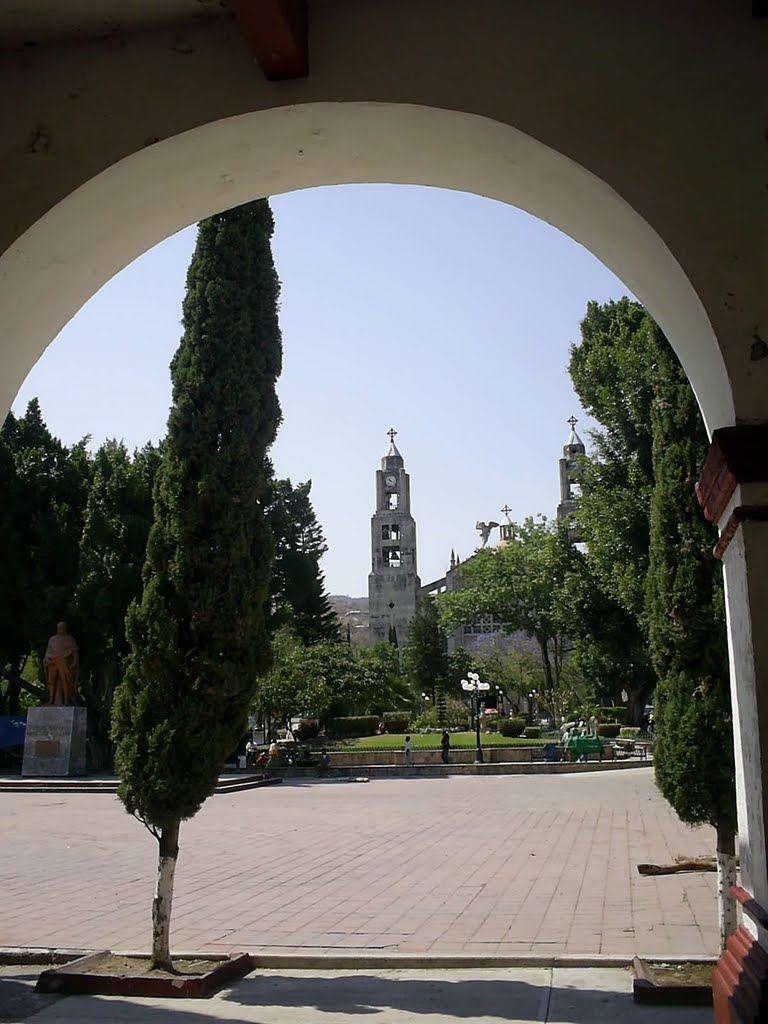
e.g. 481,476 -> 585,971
528,688 -> 539,724
461,671 -> 491,764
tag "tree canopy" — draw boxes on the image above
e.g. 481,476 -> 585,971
265,476 -> 339,644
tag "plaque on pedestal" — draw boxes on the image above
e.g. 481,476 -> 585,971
22,706 -> 87,777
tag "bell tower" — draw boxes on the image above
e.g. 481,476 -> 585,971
557,415 -> 586,535
368,428 -> 421,645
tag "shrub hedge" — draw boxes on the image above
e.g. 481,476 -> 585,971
382,712 -> 410,733
499,717 -> 526,738
620,726 -> 641,739
326,715 -> 380,738
597,723 -> 621,738
523,726 -> 541,738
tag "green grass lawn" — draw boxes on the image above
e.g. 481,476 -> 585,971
330,732 -> 551,751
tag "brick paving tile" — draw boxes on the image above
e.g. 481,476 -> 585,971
0,768 -> 719,958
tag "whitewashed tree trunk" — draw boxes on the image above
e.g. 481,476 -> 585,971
151,820 -> 180,970
716,826 -> 737,949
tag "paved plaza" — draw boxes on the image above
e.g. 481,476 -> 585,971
0,769 -> 718,959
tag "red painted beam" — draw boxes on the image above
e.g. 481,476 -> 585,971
230,0 -> 308,80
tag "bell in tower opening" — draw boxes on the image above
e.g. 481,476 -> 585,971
557,415 -> 585,538
367,428 -> 421,645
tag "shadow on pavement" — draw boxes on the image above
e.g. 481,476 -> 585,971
0,969 -> 58,1022
224,972 -> 550,1020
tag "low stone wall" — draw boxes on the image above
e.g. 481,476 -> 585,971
271,758 -> 645,780
325,744 -> 613,767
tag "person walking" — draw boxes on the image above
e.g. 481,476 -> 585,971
403,735 -> 412,767
440,730 -> 450,764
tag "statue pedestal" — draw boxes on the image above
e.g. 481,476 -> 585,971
22,706 -> 87,777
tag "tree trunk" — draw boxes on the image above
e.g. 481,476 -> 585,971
151,820 -> 180,970
716,825 -> 737,948
539,639 -> 554,693
626,686 -> 646,728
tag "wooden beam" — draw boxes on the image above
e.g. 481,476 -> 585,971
230,0 -> 308,81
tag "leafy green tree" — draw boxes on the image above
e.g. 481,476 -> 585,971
265,477 -> 339,644
0,413 -> 32,713
473,646 -> 543,716
646,339 -> 736,946
254,634 -> 410,730
437,517 -> 572,711
0,402 -> 91,713
567,299 -> 660,722
352,642 -> 412,715
446,648 -> 477,697
403,596 -> 448,702
112,200 -> 282,969
558,541 -> 652,718
74,441 -> 160,767
253,628 -> 333,729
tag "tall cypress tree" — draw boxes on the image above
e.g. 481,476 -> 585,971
645,334 -> 736,946
112,200 -> 282,969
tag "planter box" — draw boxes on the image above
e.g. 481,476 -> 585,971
632,956 -> 713,1006
36,951 -> 252,998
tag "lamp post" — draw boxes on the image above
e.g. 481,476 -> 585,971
528,688 -> 538,724
495,686 -> 504,717
461,671 -> 490,764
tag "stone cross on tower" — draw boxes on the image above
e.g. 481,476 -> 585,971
499,504 -> 515,543
567,415 -> 578,430
387,427 -> 397,444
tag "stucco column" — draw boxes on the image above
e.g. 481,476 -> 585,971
697,427 -> 768,1021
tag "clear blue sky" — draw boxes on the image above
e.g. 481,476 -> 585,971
13,184 -> 633,596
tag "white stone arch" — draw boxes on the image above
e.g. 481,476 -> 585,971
0,101 -> 732,432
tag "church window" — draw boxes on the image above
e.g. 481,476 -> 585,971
381,526 -> 390,540
389,523 -> 400,540
387,492 -> 399,510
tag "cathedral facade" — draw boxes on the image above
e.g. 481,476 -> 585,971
366,420 -> 583,650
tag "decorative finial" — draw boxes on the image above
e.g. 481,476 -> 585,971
387,427 -> 398,444
567,415 -> 578,430
500,504 -> 512,521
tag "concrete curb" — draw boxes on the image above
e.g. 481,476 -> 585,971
0,947 -> 717,970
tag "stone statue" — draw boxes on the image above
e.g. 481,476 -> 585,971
43,622 -> 79,706
475,521 -> 500,548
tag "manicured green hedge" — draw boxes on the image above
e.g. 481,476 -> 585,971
620,727 -> 641,739
326,715 -> 380,738
382,712 -> 410,733
523,726 -> 541,738
499,717 -> 526,737
598,723 -> 621,738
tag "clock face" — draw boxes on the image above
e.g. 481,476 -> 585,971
385,474 -> 397,487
